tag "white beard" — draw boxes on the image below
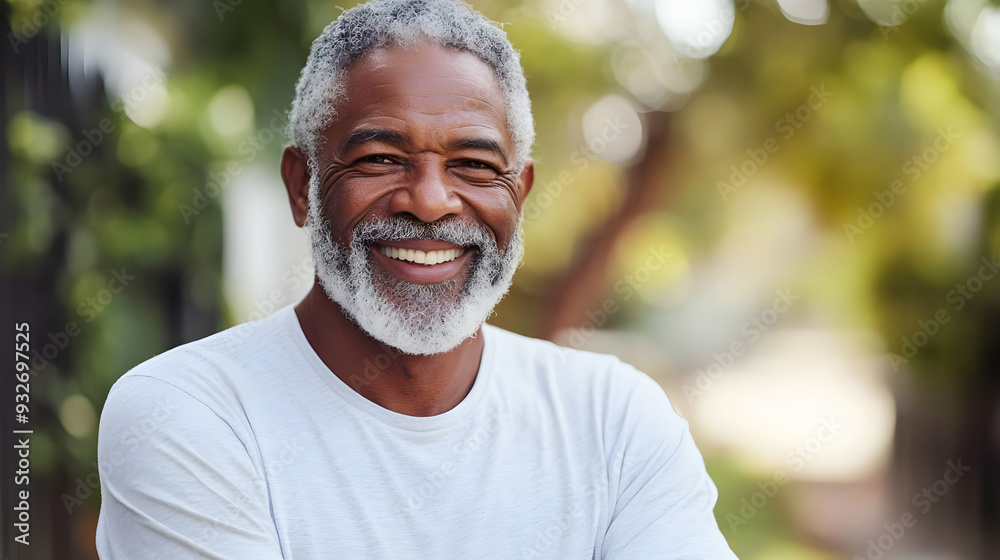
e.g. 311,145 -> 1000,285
304,174 -> 523,356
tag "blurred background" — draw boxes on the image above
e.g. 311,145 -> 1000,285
2,0 -> 999,557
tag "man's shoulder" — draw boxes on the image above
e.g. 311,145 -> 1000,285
109,307 -> 294,409
483,324 -> 685,452
482,323 -> 658,394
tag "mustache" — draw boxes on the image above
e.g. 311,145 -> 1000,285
350,216 -> 497,253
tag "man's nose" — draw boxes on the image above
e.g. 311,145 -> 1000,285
387,159 -> 463,223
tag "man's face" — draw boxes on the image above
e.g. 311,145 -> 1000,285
301,41 -> 534,355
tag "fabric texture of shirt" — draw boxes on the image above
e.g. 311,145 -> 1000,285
96,305 -> 738,559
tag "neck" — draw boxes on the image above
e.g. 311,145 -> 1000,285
295,281 -> 484,417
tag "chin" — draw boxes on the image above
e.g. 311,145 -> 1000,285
307,212 -> 522,356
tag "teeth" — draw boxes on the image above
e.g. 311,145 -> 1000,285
379,245 -> 466,266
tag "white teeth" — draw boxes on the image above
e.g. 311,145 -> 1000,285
379,245 -> 466,266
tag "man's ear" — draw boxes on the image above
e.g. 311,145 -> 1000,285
515,158 -> 535,212
281,145 -> 311,227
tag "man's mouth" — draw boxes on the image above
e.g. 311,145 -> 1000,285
371,241 -> 476,285
377,245 -> 468,266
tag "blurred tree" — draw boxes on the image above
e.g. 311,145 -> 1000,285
3,3 -> 223,556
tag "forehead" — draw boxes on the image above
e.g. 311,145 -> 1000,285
322,41 -> 511,152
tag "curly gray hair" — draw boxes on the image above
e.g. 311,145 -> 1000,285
287,0 -> 535,171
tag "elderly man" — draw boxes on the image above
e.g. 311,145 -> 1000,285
96,0 -> 738,558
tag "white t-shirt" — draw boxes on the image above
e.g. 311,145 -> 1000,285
96,305 -> 737,559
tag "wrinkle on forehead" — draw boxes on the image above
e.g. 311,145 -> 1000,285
350,42 -> 505,106
321,41 -> 516,161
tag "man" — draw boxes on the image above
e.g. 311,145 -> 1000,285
96,0 -> 738,558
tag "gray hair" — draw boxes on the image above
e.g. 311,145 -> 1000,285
287,0 -> 535,171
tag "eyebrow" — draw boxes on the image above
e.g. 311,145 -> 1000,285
450,137 -> 508,166
341,128 -> 410,154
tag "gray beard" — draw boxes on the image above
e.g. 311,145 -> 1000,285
304,178 -> 523,356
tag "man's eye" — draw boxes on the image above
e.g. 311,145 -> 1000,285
462,160 -> 495,171
363,155 -> 395,164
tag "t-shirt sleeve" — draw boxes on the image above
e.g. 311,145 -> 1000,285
601,368 -> 738,559
96,374 -> 284,559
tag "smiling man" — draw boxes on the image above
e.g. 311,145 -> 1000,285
95,1 -> 737,558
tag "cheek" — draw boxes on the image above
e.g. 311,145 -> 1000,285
322,177 -> 395,238
464,188 -> 522,250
